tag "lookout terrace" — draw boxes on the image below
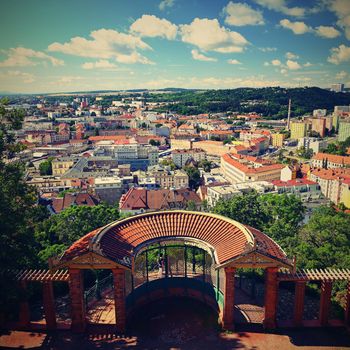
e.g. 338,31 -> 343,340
3,210 -> 350,335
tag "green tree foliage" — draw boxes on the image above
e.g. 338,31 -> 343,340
212,191 -> 269,230
0,99 -> 50,315
39,157 -> 53,175
160,158 -> 177,170
149,139 -> 160,146
198,159 -> 212,172
296,146 -> 314,159
148,87 -> 350,118
295,205 -> 350,269
212,192 -> 305,254
322,137 -> 350,156
34,205 -> 121,265
185,200 -> 197,211
184,166 -> 201,189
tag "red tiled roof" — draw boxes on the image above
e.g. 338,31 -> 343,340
271,178 -> 317,187
59,211 -> 291,268
312,153 -> 350,166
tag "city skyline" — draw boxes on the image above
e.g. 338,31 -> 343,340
1,0 -> 350,93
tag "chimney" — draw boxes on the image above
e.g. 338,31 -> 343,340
287,98 -> 292,130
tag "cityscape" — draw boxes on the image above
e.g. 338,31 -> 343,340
1,0 -> 350,349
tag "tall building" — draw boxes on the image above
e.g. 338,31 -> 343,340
338,120 -> 350,142
311,118 -> 326,137
331,83 -> 344,92
221,153 -> 284,184
271,133 -> 286,147
290,121 -> 307,140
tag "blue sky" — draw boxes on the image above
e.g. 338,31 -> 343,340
0,0 -> 349,93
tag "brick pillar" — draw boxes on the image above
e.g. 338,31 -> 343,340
319,281 -> 332,327
263,267 -> 279,329
68,269 -> 86,332
18,281 -> 30,328
345,282 -> 350,326
293,281 -> 306,327
223,266 -> 235,330
42,281 -> 57,330
112,268 -> 126,333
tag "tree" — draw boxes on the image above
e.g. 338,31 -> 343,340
0,98 -> 47,316
212,191 -> 269,230
39,157 -> 53,175
160,159 -> 177,170
184,166 -> 201,189
186,200 -> 197,211
149,139 -> 160,147
34,205 -> 121,265
295,205 -> 350,270
199,159 -> 212,172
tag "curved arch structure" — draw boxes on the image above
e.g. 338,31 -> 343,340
57,210 -> 291,270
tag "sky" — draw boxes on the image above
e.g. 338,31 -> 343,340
0,0 -> 350,93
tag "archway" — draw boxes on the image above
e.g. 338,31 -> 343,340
51,210 -> 293,332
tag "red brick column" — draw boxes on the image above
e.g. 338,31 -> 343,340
112,268 -> 126,333
68,269 -> 86,332
293,281 -> 306,326
42,281 -> 57,330
18,281 -> 30,328
223,266 -> 235,330
319,281 -> 332,326
345,282 -> 350,326
263,267 -> 279,329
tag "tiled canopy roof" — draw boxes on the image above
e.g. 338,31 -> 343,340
59,211 -> 290,269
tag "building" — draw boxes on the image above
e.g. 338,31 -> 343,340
298,137 -> 327,154
207,185 -> 241,207
221,153 -> 284,184
52,157 -> 77,176
313,109 -> 327,117
271,133 -> 286,148
94,177 -> 124,205
331,83 -> 344,92
280,166 -> 297,181
119,187 -> 202,214
309,168 -> 350,205
271,178 -> 322,202
311,153 -> 350,169
51,192 -> 100,213
311,118 -> 326,137
171,148 -> 206,168
146,167 -> 189,189
340,179 -> 350,208
338,121 -> 350,142
290,121 -> 307,140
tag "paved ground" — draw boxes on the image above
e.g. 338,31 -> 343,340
1,298 -> 350,350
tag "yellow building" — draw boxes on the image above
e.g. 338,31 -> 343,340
52,157 -> 75,176
271,133 -> 286,147
340,180 -> 350,208
290,122 -> 307,140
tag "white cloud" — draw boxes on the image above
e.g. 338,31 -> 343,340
180,18 -> 248,53
285,52 -> 299,59
336,70 -> 348,79
280,68 -> 288,74
191,49 -> 217,62
314,25 -> 341,38
48,28 -> 154,64
280,19 -> 311,35
271,59 -> 281,66
329,0 -> 350,40
328,44 -> 350,64
0,47 -> 64,67
159,0 -> 174,11
81,59 -> 118,70
264,61 -> 270,66
286,59 -> 301,70
130,15 -> 177,40
254,0 -> 305,17
259,47 -> 277,52
304,62 -> 312,67
227,59 -> 242,64
223,1 -> 264,26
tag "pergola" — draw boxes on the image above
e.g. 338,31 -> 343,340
9,211 -> 350,332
